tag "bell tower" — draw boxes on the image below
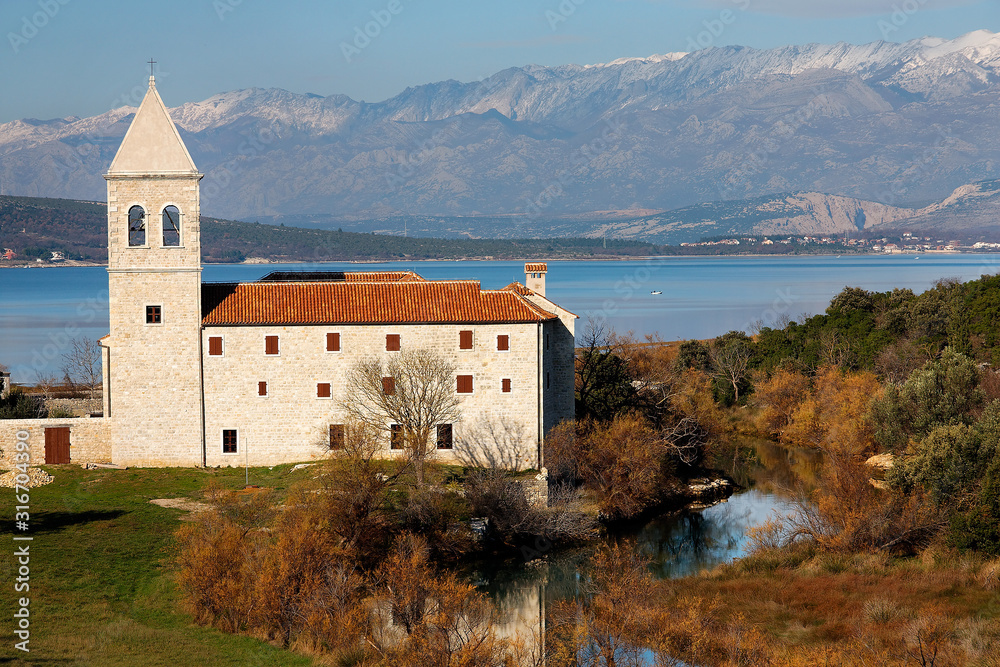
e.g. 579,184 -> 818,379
104,75 -> 205,466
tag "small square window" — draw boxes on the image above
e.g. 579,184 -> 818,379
258,381 -> 268,397
329,424 -> 345,450
382,377 -> 395,395
386,334 -> 401,351
145,305 -> 162,324
497,335 -> 510,351
265,335 -> 279,356
326,332 -> 341,352
502,378 -> 512,393
317,382 -> 332,399
222,429 -> 238,454
208,336 -> 224,356
457,375 -> 474,394
459,330 -> 473,350
390,424 -> 403,450
437,424 -> 453,450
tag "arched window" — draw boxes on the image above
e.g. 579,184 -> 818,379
162,205 -> 181,246
128,205 -> 146,246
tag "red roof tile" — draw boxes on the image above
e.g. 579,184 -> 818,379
202,280 -> 557,326
502,282 -> 535,296
525,263 -> 548,273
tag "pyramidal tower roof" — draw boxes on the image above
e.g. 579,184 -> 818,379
107,76 -> 199,175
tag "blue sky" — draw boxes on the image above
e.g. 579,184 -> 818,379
0,0 -> 997,122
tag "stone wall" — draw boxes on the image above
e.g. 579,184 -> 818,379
201,321 -> 546,468
0,417 -> 111,468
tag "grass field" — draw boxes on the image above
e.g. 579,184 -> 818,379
1,464 -> 320,666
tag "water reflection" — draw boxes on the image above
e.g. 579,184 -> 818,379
473,440 -> 823,656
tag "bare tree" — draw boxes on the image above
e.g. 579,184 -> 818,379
344,349 -> 461,487
710,341 -> 752,403
62,337 -> 102,411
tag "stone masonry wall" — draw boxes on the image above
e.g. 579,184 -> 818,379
201,322 -> 545,468
0,418 -> 111,468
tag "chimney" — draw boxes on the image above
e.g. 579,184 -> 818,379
525,263 -> 547,297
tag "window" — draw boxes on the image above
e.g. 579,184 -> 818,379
258,381 -> 268,397
326,332 -> 341,352
317,382 -> 332,399
497,335 -> 510,351
502,378 -> 512,393
329,424 -> 345,450
222,429 -> 238,454
459,330 -> 473,350
457,375 -> 474,394
436,424 -> 453,450
546,334 -> 550,350
390,424 -> 403,450
382,377 -> 395,395
145,305 -> 162,324
162,205 -> 181,247
265,335 -> 279,355
128,205 -> 146,246
386,334 -> 401,351
546,372 -> 550,389
208,336 -> 224,356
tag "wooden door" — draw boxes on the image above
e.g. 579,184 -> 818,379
44,427 -> 70,464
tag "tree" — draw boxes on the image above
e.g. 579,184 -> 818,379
575,320 -> 637,421
710,332 -> 753,404
344,349 -> 461,487
62,336 -> 101,411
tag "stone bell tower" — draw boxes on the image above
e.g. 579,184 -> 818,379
104,75 -> 205,466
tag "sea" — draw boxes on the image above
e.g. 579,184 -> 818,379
3,253 -> 1000,383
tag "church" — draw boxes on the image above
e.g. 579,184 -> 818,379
86,75 -> 577,469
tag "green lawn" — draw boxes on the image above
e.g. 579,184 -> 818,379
1,464 -> 320,666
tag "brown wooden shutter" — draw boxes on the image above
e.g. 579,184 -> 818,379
386,334 -> 400,351
327,332 -> 340,352
390,424 -> 403,449
382,377 -> 395,395
265,335 -> 279,355
208,336 -> 223,356
459,330 -> 473,350
457,375 -> 473,394
502,378 -> 511,393
497,334 -> 509,351
258,381 -> 268,396
329,424 -> 345,450
317,382 -> 331,398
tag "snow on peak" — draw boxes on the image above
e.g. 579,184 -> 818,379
586,52 -> 688,68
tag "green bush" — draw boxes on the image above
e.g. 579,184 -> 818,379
0,388 -> 38,419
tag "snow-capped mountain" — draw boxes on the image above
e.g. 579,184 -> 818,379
2,30 -> 1000,230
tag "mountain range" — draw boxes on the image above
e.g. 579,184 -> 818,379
3,30 -> 1000,242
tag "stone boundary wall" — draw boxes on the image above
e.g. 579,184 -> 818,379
0,417 -> 111,468
519,470 -> 549,508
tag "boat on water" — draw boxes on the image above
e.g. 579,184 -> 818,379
651,290 -> 662,295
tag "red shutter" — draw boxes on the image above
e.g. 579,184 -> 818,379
457,375 -> 473,394
265,335 -> 279,355
327,332 -> 340,352
497,335 -> 509,351
317,382 -> 331,398
208,336 -> 223,356
459,330 -> 473,350
386,334 -> 400,351
382,377 -> 395,395
258,381 -> 268,396
502,378 -> 511,393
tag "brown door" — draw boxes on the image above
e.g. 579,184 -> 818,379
44,427 -> 71,464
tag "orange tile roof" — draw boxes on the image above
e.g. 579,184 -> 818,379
525,263 -> 548,273
502,281 -> 535,296
202,280 -> 558,326
260,270 -> 426,283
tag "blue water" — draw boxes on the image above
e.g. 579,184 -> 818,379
3,254 -> 1000,382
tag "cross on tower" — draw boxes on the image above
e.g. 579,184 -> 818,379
148,58 -> 156,77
